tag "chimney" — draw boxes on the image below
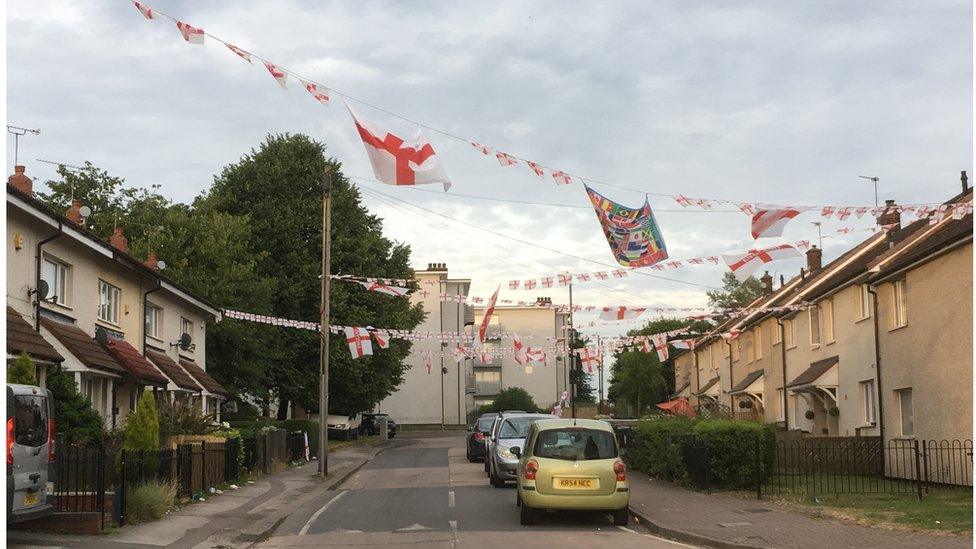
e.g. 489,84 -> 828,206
109,227 -> 128,253
779,274 -> 785,288
144,251 -> 159,270
426,262 -> 447,272
760,271 -> 773,295
962,171 -> 969,193
8,165 -> 32,195
877,199 -> 900,228
536,296 -> 552,306
806,246 -> 822,274
65,199 -> 84,225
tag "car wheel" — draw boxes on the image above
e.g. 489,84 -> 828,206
520,502 -> 536,525
489,465 -> 505,488
516,493 -> 522,507
612,508 -> 630,527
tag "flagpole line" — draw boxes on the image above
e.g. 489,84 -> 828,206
136,4 -> 952,211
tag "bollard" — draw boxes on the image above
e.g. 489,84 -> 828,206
379,416 -> 389,441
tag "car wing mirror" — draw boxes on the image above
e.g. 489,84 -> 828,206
511,447 -> 521,458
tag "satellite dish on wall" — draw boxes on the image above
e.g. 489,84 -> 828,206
178,333 -> 193,351
157,260 -> 167,270
78,205 -> 92,218
95,326 -> 109,346
32,279 -> 50,300
441,366 -> 449,375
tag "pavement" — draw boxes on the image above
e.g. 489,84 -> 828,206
627,474 -> 972,549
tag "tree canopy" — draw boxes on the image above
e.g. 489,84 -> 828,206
706,272 -> 764,310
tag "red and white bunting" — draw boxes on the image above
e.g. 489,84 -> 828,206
225,43 -> 253,63
175,21 -> 205,44
578,346 -> 600,373
470,142 -> 491,155
722,244 -> 801,282
598,306 -> 647,321
651,333 -> 668,362
300,80 -> 330,106
526,161 -> 545,177
671,339 -> 695,350
344,327 -> 373,359
372,330 -> 390,349
357,280 -> 410,297
495,152 -> 518,167
552,170 -> 573,185
423,352 -> 432,374
508,280 -> 520,290
263,62 -> 288,89
133,1 -> 155,20
751,208 -> 802,239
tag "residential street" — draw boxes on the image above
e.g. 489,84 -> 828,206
258,432 -> 691,548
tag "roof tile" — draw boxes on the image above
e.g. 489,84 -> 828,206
7,307 -> 63,362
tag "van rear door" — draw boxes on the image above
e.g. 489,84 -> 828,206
9,390 -> 51,514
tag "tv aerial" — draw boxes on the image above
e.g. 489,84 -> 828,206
7,125 -> 40,165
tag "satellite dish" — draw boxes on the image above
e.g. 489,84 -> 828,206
441,366 -> 449,375
78,205 -> 92,218
157,260 -> 167,270
178,332 -> 193,351
33,279 -> 50,300
94,326 -> 109,346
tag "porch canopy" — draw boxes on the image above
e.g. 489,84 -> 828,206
41,317 -> 125,377
7,306 -> 62,364
696,376 -> 721,400
787,356 -> 839,403
730,369 -> 765,400
146,348 -> 203,392
178,357 -> 229,398
101,338 -> 169,388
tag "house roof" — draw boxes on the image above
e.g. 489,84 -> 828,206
787,356 -> 839,388
697,376 -> 721,394
101,338 -> 169,387
7,307 -> 63,363
146,348 -> 202,391
730,369 -> 765,394
178,357 -> 229,396
41,317 -> 125,375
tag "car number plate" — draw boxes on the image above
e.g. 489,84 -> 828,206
23,493 -> 39,507
553,477 -> 599,490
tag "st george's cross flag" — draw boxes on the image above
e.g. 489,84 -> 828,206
346,100 -> 451,191
132,1 -> 154,20
225,43 -> 252,63
578,346 -> 601,373
599,306 -> 647,321
671,339 -> 695,350
175,21 -> 205,44
371,330 -> 390,349
722,244 -> 801,282
344,327 -> 373,359
264,62 -> 288,89
423,352 -> 432,374
651,333 -> 669,362
357,280 -> 410,297
478,285 -> 500,343
751,208 -> 804,239
300,80 -> 330,106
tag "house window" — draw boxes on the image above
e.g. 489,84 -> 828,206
860,380 -> 876,424
82,378 -> 95,403
745,333 -> 754,363
98,280 -> 121,325
854,284 -> 871,321
890,280 -> 908,329
755,326 -> 763,361
809,306 -> 821,345
784,319 -> 795,349
772,321 -> 782,345
822,300 -> 834,343
145,304 -> 162,340
896,388 -> 914,436
181,317 -> 193,337
775,388 -> 785,421
730,340 -> 740,362
41,257 -> 70,306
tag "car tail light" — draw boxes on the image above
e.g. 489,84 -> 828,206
474,432 -> 485,441
614,460 -> 627,482
524,459 -> 538,481
47,418 -> 56,462
7,418 -> 15,465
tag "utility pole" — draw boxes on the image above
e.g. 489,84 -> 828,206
568,283 -> 577,418
859,175 -> 880,207
318,169 -> 332,476
597,335 -> 604,413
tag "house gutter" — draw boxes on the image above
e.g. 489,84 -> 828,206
867,286 -> 885,448
693,348 -> 701,408
35,220 -> 64,331
776,317 -> 788,429
725,341 -> 734,409
869,235 -> 972,286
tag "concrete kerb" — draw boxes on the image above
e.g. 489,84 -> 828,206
628,506 -> 767,549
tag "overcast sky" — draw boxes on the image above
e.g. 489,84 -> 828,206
6,1 -> 973,345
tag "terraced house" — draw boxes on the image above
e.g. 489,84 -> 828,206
6,165 -> 228,428
681,177 -> 972,445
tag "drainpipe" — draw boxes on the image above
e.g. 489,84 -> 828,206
726,341 -> 734,410
868,286 -> 885,444
777,317 -> 789,429
34,220 -> 64,331
143,278 -> 162,354
693,348 -> 701,408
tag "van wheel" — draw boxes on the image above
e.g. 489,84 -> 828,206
520,502 -> 536,525
612,508 -> 630,526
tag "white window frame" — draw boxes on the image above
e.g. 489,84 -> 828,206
775,388 -> 785,421
823,299 -> 835,344
97,280 -> 121,325
41,256 -> 70,306
809,306 -> 821,346
755,325 -> 763,361
772,320 -> 782,345
890,280 -> 908,329
896,388 -> 914,437
784,319 -> 795,349
181,317 -> 193,337
145,304 -> 163,340
854,284 -> 871,321
745,332 -> 755,363
860,379 -> 876,425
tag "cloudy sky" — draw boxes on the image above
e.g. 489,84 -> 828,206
6,1 -> 973,343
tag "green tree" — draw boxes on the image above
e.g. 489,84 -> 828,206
480,387 -> 539,414
46,366 -> 104,443
7,353 -> 37,385
607,351 -> 664,417
626,318 -> 712,399
706,272 -> 764,311
567,328 -> 595,403
124,391 -> 160,452
37,162 -> 145,241
204,134 -> 424,416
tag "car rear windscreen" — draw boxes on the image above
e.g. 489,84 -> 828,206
476,417 -> 494,431
534,428 -> 617,460
13,395 -> 48,447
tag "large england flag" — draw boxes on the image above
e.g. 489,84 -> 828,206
478,285 -> 500,343
598,306 -> 647,321
751,208 -> 803,239
346,101 -> 451,191
722,244 -> 801,282
344,327 -> 373,359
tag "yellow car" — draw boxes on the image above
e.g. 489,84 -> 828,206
511,418 -> 630,526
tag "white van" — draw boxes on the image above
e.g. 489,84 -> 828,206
6,383 -> 56,524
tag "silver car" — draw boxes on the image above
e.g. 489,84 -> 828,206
487,412 -> 555,487
6,384 -> 55,524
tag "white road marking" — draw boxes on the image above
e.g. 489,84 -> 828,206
616,525 -> 638,534
396,523 -> 432,531
299,490 -> 348,536
448,490 -> 455,507
449,519 -> 458,532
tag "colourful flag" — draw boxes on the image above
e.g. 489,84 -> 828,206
584,185 -> 668,267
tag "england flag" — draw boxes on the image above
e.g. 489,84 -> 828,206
723,244 -> 801,282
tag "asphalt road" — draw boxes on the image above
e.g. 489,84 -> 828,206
260,431 -> 696,548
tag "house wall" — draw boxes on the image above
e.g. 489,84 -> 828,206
695,339 -> 724,406
876,243 -> 973,444
673,351 -> 695,397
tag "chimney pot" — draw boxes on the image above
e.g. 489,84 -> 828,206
878,199 -> 900,228
144,251 -> 159,270
806,246 -> 822,274
779,274 -> 785,287
65,199 -> 84,224
962,171 -> 969,192
109,227 -> 128,253
8,165 -> 33,195
760,271 -> 773,295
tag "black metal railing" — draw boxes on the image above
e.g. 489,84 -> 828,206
51,440 -> 107,529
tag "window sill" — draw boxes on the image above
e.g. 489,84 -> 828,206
96,318 -> 122,330
888,324 -> 908,333
892,435 -> 915,441
854,316 -> 871,324
856,421 -> 877,429
825,340 -> 835,346
147,335 -> 164,344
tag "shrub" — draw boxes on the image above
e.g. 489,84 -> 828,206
627,416 -> 696,481
7,352 -> 37,385
280,419 -> 318,458
46,365 -> 104,444
123,391 -> 161,477
691,419 -> 774,489
157,398 -> 217,442
125,479 -> 177,524
480,387 -> 540,414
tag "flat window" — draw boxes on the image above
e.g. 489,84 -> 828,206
772,321 -> 782,345
860,380 -> 876,424
823,300 -> 834,343
891,280 -> 908,329
809,306 -> 821,345
181,317 -> 194,342
775,388 -> 785,421
745,333 -> 754,363
145,304 -> 162,339
41,257 -> 70,306
534,428 -> 617,461
784,319 -> 795,349
13,395 -> 49,447
897,388 -> 913,436
98,280 -> 121,325
855,284 -> 871,321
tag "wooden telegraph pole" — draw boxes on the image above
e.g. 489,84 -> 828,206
319,169 -> 332,476
568,282 -> 577,418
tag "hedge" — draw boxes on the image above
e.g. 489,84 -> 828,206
228,419 -> 319,458
625,416 -> 695,481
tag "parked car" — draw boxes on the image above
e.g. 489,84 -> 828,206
6,383 -> 56,524
512,418 -> 629,526
359,413 -> 397,438
484,411 -> 526,474
486,412 -> 556,487
466,413 -> 498,462
326,413 -> 362,440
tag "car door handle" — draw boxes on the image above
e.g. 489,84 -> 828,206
28,473 -> 41,483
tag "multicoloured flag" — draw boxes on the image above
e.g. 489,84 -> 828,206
584,184 -> 668,267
